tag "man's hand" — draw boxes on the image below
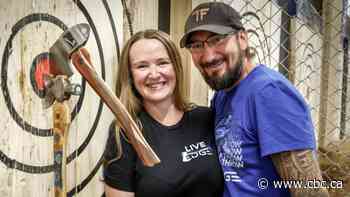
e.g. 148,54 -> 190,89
271,149 -> 329,197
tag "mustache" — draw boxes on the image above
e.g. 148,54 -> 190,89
199,58 -> 224,68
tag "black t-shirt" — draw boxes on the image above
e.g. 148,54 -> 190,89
103,107 -> 223,197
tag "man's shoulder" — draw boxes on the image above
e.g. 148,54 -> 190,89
248,65 -> 283,84
246,65 -> 293,94
212,65 -> 292,103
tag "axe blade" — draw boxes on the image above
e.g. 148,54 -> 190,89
49,23 -> 90,77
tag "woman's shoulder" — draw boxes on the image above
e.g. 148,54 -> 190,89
186,105 -> 213,121
188,105 -> 212,113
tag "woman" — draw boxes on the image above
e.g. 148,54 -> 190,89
103,29 -> 223,197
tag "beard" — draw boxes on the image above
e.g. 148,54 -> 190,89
202,50 -> 244,91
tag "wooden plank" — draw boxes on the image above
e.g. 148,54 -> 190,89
53,101 -> 70,197
319,0 -> 344,148
0,0 -> 123,196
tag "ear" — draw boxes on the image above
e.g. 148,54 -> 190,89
237,31 -> 248,50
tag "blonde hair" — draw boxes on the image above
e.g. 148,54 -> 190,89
113,29 -> 191,159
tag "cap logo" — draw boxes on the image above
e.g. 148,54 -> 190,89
191,8 -> 209,22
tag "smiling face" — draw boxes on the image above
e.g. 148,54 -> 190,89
189,31 -> 247,90
129,38 -> 176,106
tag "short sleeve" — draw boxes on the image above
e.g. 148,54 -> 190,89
103,122 -> 136,191
253,82 -> 316,157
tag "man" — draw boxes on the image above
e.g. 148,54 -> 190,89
180,2 -> 329,197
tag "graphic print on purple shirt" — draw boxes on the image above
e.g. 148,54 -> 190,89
212,65 -> 316,197
220,133 -> 244,168
216,114 -> 244,183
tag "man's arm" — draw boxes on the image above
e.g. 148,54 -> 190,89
271,149 -> 329,197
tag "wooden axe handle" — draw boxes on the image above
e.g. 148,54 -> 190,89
53,101 -> 70,197
71,48 -> 160,166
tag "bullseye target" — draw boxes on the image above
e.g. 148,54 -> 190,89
30,52 -> 52,98
0,0 -> 123,196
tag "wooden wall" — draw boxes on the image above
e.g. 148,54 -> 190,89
0,0 -> 347,196
0,0 -> 122,196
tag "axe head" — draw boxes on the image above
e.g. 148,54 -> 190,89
42,23 -> 90,108
49,23 -> 90,77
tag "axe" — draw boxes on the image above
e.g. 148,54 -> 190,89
46,23 -> 160,196
49,23 -> 160,165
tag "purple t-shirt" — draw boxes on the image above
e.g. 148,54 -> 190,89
212,65 -> 316,197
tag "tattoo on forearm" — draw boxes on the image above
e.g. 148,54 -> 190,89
271,150 -> 329,197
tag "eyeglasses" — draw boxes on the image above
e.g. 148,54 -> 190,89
185,32 -> 237,53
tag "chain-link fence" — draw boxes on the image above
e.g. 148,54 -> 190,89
215,0 -> 350,196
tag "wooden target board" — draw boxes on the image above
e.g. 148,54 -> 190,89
0,0 -> 123,196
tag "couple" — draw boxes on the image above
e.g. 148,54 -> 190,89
104,2 -> 329,197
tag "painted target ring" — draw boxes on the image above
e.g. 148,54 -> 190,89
2,14 -> 65,137
0,11 -> 104,171
0,7 -> 104,195
1,13 -> 88,137
30,52 -> 52,98
0,11 -> 103,166
0,0 -> 123,196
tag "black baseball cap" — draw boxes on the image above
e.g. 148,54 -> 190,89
180,2 -> 244,48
